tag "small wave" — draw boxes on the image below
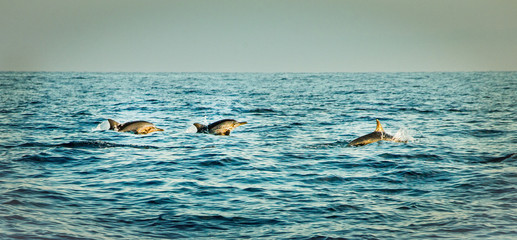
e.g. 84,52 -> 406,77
72,110 -> 92,117
134,180 -> 166,187
398,107 -> 436,114
14,153 -> 76,164
5,188 -> 71,202
247,108 -> 276,113
303,235 -> 348,240
470,129 -> 505,137
306,141 -> 349,149
482,153 -> 516,163
2,199 -> 24,205
379,153 -> 443,161
155,213 -> 284,229
58,141 -> 161,149
388,169 -> 445,181
326,204 -> 363,212
197,157 -> 248,167
198,160 -> 226,167
366,187 -> 412,194
303,175 -> 348,184
245,108 -> 285,116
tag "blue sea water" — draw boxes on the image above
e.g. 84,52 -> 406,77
0,72 -> 516,239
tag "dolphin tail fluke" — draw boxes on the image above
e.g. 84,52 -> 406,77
108,119 -> 120,131
374,119 -> 384,132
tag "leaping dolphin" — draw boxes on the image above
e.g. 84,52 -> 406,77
193,119 -> 247,135
108,119 -> 164,134
348,119 -> 406,146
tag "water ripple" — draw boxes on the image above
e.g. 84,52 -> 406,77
1,72 -> 516,239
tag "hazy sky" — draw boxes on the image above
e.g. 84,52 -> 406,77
1,0 -> 516,72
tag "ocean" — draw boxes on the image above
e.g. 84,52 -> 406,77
0,72 -> 516,239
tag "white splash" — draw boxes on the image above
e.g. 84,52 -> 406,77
393,128 -> 416,142
92,120 -> 110,131
185,125 -> 198,133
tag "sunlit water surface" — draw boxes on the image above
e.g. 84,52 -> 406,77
1,72 -> 516,239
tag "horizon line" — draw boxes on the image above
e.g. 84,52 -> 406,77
1,70 -> 516,74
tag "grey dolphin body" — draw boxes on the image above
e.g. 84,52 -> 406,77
348,119 -> 406,146
108,119 -> 164,134
193,119 -> 247,135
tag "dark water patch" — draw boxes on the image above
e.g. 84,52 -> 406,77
1,233 -> 96,240
479,153 -> 516,163
306,140 -> 352,149
155,213 -> 285,231
57,140 -> 159,149
13,141 -> 161,149
304,175 -> 348,184
469,129 -> 505,137
245,108 -> 278,113
388,169 -> 447,182
197,157 -> 248,167
2,199 -> 24,205
192,152 -> 227,160
243,187 -> 265,192
289,172 -> 320,178
398,107 -> 437,113
326,203 -> 363,212
77,167 -> 114,175
307,107 -> 327,112
14,153 -> 76,164
107,179 -> 167,189
370,160 -> 399,169
364,187 -> 413,194
282,152 -> 311,160
198,159 -> 226,166
305,236 -> 349,240
379,153 -> 443,161
135,180 -> 166,187
183,89 -> 203,94
142,197 -> 178,205
3,189 -> 71,208
331,159 -> 399,169
72,110 -> 92,116
316,159 -> 396,174
4,214 -> 28,221
0,167 -> 15,177
448,108 -> 467,112
396,203 -> 419,210
369,176 -> 406,184
487,186 -> 517,195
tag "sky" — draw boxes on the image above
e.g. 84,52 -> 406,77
1,0 -> 516,72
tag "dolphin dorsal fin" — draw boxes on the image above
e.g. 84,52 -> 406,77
374,119 -> 384,132
193,123 -> 206,132
108,119 -> 120,130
